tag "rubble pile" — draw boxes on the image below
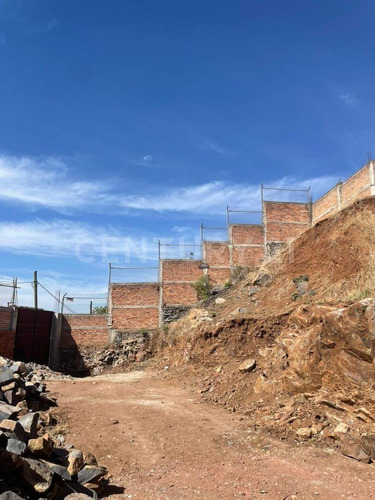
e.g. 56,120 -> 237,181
0,357 -> 107,499
81,334 -> 151,376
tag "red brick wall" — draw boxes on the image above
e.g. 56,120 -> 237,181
161,260 -> 203,282
266,222 -> 308,242
312,187 -> 339,223
264,202 -> 310,223
207,268 -> 232,285
0,308 -> 15,359
204,242 -> 230,267
312,164 -> 373,223
264,202 -> 310,243
163,283 -> 198,305
61,314 -> 109,349
341,166 -> 371,207
232,246 -> 264,267
112,308 -> 159,330
110,283 -> 160,331
111,283 -> 159,306
230,225 -> 263,245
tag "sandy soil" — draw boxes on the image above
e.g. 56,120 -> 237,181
47,371 -> 375,500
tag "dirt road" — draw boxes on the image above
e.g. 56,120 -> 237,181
48,371 -> 375,500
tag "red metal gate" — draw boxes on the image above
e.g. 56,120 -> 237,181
14,308 -> 53,365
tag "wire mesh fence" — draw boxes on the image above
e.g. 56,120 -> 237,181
261,185 -> 312,203
0,281 -> 17,307
109,265 -> 159,284
226,207 -> 263,225
200,225 -> 228,242
158,243 -> 202,260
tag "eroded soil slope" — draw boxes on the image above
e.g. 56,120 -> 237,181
152,198 -> 375,463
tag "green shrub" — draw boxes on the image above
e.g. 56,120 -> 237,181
193,276 -> 213,300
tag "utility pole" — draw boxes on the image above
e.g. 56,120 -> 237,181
33,271 -> 38,309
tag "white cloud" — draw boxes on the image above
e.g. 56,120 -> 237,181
143,155 -> 153,162
0,155 -> 109,212
0,153 -> 339,216
0,219 -> 159,263
118,175 -> 338,214
338,93 -> 359,109
204,140 -> 227,155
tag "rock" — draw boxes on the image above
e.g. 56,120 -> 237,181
65,495 -> 93,500
341,436 -> 371,463
1,382 -> 16,393
253,273 -> 272,287
215,297 -> 226,304
229,307 -> 247,316
77,465 -> 107,485
43,460 -> 71,480
84,452 -> 98,466
18,412 -> 39,438
295,427 -> 313,439
10,361 -> 28,375
0,493 -> 26,500
22,457 -> 54,493
248,286 -> 260,296
0,370 -> 15,385
58,481 -> 98,499
28,435 -> 54,456
0,401 -> 20,421
6,438 -> 27,455
334,422 -> 349,435
68,449 -> 84,476
239,359 -> 256,373
0,420 -> 27,442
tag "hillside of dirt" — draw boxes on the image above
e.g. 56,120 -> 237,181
151,197 -> 375,464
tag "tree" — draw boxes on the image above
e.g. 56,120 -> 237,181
92,305 -> 107,315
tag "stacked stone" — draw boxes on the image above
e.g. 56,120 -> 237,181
0,358 -> 106,499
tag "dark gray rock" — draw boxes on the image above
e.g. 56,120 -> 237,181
9,362 -> 28,376
0,401 -> 20,422
0,370 -> 15,385
162,305 -> 190,324
6,438 -> 27,456
42,460 -> 71,481
57,481 -> 98,499
253,273 -> 272,288
77,465 -> 107,485
0,420 -> 28,443
0,492 -> 26,500
18,412 -> 39,439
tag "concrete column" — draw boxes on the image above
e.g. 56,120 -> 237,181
48,313 -> 61,370
228,226 -> 233,269
262,200 -> 268,256
369,161 -> 375,196
158,260 -> 164,328
10,306 -> 18,331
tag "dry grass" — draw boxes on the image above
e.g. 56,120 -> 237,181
318,209 -> 375,302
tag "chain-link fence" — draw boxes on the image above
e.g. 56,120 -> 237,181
0,280 -> 17,307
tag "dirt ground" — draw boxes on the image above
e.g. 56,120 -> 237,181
46,370 -> 375,500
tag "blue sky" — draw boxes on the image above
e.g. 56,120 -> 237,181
0,0 -> 374,311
